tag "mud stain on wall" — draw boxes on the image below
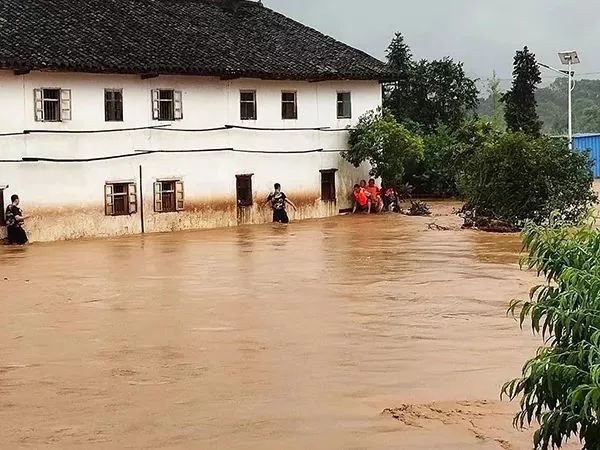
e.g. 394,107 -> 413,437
10,191 -> 349,242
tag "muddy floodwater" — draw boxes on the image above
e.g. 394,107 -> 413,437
0,205 -> 577,449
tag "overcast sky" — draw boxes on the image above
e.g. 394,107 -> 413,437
264,0 -> 600,86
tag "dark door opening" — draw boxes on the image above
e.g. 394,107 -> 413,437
320,169 -> 337,203
236,174 -> 254,224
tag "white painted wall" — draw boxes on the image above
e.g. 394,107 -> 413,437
0,70 -> 382,241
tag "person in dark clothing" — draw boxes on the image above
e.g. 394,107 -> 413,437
265,183 -> 297,223
5,194 -> 28,245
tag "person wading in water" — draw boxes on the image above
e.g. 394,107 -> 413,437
5,194 -> 29,245
265,183 -> 297,224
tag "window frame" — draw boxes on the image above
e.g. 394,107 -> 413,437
104,88 -> 124,122
337,91 -> 352,119
34,88 -> 71,122
154,179 -> 184,213
105,182 -> 137,216
240,90 -> 257,121
281,91 -> 298,120
236,174 -> 254,207
320,169 -> 337,202
151,89 -> 183,121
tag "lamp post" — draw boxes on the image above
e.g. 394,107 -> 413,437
539,50 -> 580,150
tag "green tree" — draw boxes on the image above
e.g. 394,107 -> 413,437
504,218 -> 600,449
383,33 -> 417,130
487,71 -> 505,129
459,133 -> 596,228
406,118 -> 498,197
502,46 -> 543,136
344,108 -> 424,187
408,58 -> 479,132
383,32 -> 479,132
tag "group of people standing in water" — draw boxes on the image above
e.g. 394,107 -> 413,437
352,179 -> 400,214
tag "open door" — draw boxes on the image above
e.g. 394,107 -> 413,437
236,174 -> 253,225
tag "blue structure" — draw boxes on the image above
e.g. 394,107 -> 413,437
573,134 -> 600,178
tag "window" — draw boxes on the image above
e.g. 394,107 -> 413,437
320,169 -> 337,202
337,92 -> 352,119
105,89 -> 123,122
240,91 -> 257,120
154,180 -> 184,212
151,89 -> 183,121
105,182 -> 137,216
281,91 -> 297,120
0,189 -> 5,226
34,88 -> 72,122
236,174 -> 253,207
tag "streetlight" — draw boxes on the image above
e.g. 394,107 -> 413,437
539,50 -> 580,149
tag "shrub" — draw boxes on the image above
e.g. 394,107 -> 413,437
344,109 -> 424,187
407,119 -> 499,197
459,133 -> 596,228
503,218 -> 600,449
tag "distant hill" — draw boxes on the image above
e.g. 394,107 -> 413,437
478,78 -> 600,135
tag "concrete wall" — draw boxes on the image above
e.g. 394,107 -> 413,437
0,70 -> 381,242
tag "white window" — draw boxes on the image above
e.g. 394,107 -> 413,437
105,182 -> 137,216
337,92 -> 352,119
151,89 -> 183,121
154,179 -> 184,212
34,88 -> 72,122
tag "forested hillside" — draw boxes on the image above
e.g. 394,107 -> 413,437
479,78 -> 600,135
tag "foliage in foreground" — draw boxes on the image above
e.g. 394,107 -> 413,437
459,133 -> 596,228
503,218 -> 600,449
344,109 -> 424,187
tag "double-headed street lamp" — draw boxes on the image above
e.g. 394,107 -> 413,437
539,51 -> 580,150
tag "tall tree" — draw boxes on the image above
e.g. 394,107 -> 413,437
502,46 -> 543,136
384,33 -> 414,126
487,71 -> 504,129
383,32 -> 479,132
408,58 -> 479,132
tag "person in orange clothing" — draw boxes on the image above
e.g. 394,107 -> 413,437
365,179 -> 383,213
352,184 -> 371,214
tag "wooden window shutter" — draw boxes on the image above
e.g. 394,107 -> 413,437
34,89 -> 44,121
128,183 -> 138,214
175,180 -> 184,211
105,184 -> 114,216
151,89 -> 160,120
153,181 -> 163,212
60,89 -> 72,121
173,91 -> 183,120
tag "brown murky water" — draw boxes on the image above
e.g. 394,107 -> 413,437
0,207 -> 576,449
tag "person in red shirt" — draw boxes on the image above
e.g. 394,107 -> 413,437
365,179 -> 383,213
352,184 -> 371,214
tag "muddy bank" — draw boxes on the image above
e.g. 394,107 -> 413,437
0,203 -> 575,449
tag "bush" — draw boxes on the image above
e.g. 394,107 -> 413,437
503,218 -> 600,449
459,133 -> 596,228
406,119 -> 499,197
344,109 -> 424,187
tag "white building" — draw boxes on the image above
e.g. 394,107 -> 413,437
0,0 -> 389,242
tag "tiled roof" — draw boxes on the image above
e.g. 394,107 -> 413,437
0,0 -> 391,81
